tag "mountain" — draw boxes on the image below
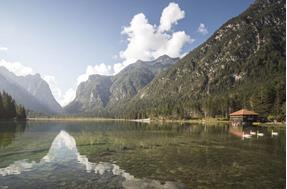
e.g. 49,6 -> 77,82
123,0 -> 285,120
64,75 -> 112,115
17,74 -> 62,114
64,55 -> 179,115
0,67 -> 62,114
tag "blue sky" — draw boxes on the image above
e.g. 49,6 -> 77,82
0,0 -> 254,105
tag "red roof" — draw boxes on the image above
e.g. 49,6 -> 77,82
229,109 -> 258,116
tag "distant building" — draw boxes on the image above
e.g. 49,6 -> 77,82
229,109 -> 258,126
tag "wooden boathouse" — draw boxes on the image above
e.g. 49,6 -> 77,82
229,109 -> 258,126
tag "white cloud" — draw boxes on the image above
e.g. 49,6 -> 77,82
113,62 -> 126,74
155,31 -> 194,58
0,2 -> 193,107
63,2 -> 192,105
76,64 -> 113,86
60,88 -> 76,107
41,63 -> 114,107
159,2 -> 185,32
43,76 -> 76,106
0,47 -> 8,51
43,63 -> 116,106
43,75 -> 62,102
0,51 -> 116,107
197,23 -> 208,35
0,59 -> 34,76
0,59 -> 74,106
118,3 -> 193,71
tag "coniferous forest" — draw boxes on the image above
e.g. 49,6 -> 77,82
0,91 -> 26,120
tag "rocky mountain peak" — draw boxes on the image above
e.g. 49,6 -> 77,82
64,55 -> 179,115
0,66 -> 62,114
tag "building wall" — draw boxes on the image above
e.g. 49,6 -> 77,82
230,115 -> 258,123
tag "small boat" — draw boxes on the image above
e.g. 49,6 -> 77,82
271,130 -> 278,136
250,130 -> 256,135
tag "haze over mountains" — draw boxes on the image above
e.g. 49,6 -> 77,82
0,67 -> 62,114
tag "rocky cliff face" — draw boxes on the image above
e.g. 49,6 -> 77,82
109,55 -> 178,107
18,74 -> 62,113
0,67 -> 62,114
65,75 -> 112,114
64,55 -> 179,115
124,0 -> 285,119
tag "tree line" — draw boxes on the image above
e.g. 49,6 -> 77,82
0,91 -> 26,120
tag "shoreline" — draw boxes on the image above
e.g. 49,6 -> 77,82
26,117 -> 285,127
27,117 -> 126,122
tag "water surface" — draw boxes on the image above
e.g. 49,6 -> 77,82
0,121 -> 285,188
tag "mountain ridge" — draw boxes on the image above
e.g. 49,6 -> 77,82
120,0 -> 285,119
0,67 -> 63,114
64,55 -> 179,115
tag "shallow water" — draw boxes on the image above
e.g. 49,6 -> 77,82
0,121 -> 285,189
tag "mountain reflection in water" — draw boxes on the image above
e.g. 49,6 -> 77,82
0,130 -> 185,189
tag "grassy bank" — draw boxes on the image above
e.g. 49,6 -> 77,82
151,118 -> 285,127
253,122 -> 285,128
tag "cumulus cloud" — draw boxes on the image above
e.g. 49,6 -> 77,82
0,59 -> 34,76
0,52 -> 119,107
113,62 -> 127,74
159,2 -> 185,32
118,2 -> 193,71
0,2 -> 193,107
38,75 -> 77,106
76,64 -> 113,85
197,23 -> 208,35
60,88 -> 76,107
54,63 -> 116,106
42,76 -> 78,106
43,75 -> 63,103
44,62 -> 118,106
70,2 -> 192,92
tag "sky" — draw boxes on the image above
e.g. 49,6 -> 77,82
0,0 -> 254,106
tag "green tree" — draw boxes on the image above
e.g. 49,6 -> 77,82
16,105 -> 26,120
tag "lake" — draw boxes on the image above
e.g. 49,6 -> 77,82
0,121 -> 285,189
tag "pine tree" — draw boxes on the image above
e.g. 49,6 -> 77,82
16,105 -> 26,120
0,91 -> 27,120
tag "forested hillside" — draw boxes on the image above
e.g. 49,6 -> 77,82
121,0 -> 285,121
